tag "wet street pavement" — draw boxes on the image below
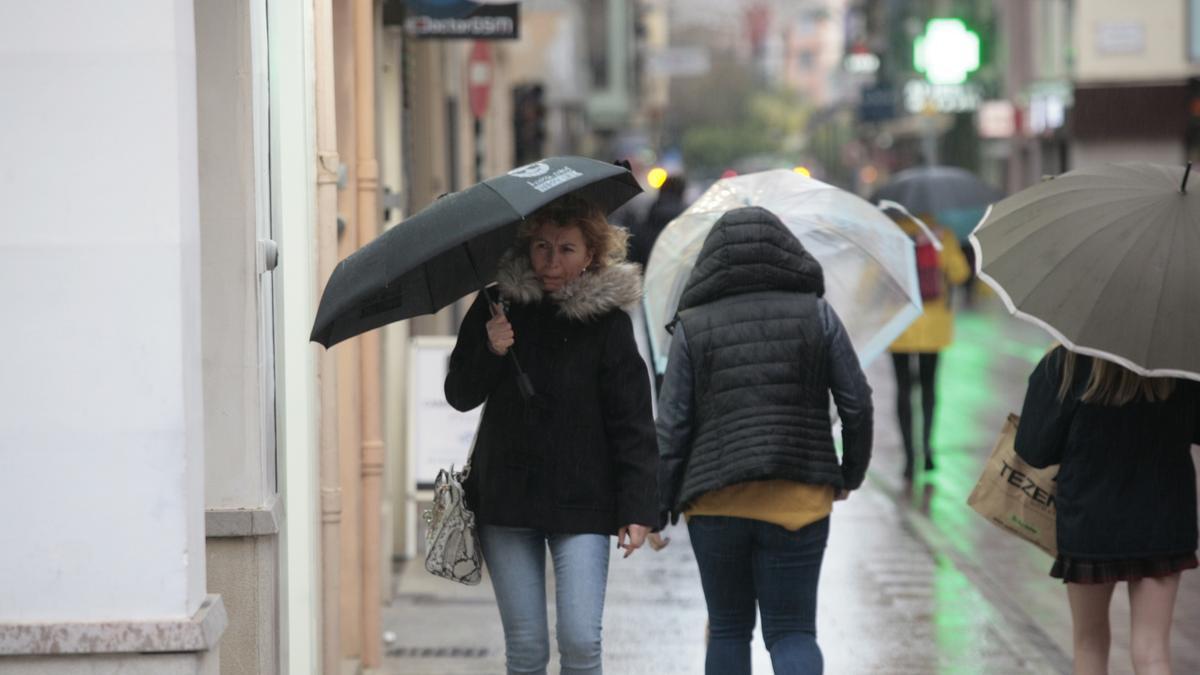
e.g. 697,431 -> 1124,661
382,297 -> 1200,674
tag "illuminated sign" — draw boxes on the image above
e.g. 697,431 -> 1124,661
913,18 -> 980,85
844,52 -> 880,74
903,80 -> 981,114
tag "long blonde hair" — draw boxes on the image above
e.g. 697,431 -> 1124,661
1058,350 -> 1176,405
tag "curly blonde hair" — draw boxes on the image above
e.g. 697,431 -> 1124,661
517,195 -> 629,269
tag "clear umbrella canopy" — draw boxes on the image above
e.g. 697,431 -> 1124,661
643,169 -> 923,373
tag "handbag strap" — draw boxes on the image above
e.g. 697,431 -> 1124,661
460,405 -> 484,479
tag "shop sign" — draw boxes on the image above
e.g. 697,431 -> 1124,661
859,84 -> 896,122
405,0 -> 520,40
903,80 -> 981,114
1095,21 -> 1145,55
977,100 -> 1016,138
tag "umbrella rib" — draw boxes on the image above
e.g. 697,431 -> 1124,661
1144,210 -> 1189,370
424,260 -> 436,313
990,184 -> 1154,241
1073,201 -> 1170,365
479,180 -> 528,219
988,197 -> 1151,300
806,222 -> 917,300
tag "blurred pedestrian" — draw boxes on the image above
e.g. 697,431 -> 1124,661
444,195 -> 659,675
886,212 -> 970,479
628,175 -> 687,269
1015,346 -> 1199,675
657,206 -> 873,675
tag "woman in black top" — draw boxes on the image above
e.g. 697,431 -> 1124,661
444,196 -> 658,675
1016,346 -> 1200,675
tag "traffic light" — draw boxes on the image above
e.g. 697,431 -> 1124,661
512,84 -> 546,165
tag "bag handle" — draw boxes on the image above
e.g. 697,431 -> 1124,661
460,405 -> 484,480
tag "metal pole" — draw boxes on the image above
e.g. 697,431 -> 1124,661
474,117 -> 484,184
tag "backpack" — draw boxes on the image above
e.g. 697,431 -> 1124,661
915,234 -> 943,301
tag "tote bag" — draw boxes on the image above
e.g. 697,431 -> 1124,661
967,414 -> 1058,557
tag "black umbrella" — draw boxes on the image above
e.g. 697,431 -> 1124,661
310,156 -> 641,392
872,165 -> 1003,215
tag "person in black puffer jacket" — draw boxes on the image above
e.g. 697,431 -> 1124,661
1016,346 -> 1200,675
656,206 -> 873,675
445,196 -> 658,675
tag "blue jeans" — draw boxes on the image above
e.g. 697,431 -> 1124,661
479,525 -> 610,675
688,515 -> 830,675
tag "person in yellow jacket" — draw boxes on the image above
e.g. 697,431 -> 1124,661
888,213 -> 970,479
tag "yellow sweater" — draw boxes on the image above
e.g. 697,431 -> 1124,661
889,228 -> 971,353
685,480 -> 834,531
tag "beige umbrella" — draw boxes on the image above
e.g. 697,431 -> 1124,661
970,162 -> 1200,381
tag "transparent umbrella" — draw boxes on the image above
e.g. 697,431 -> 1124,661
643,169 -> 923,373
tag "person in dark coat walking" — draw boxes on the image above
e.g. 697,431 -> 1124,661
627,175 -> 687,268
445,196 -> 659,675
1016,346 -> 1200,675
656,206 -> 874,675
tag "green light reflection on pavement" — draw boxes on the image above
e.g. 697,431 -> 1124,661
920,310 -> 1050,557
919,313 -> 998,557
932,553 -> 977,672
915,307 -> 1055,670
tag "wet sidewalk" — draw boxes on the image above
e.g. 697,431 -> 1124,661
382,299 -> 1200,674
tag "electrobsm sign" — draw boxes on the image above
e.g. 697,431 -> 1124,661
405,0 -> 520,40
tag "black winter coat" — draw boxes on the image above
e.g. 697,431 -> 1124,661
656,206 -> 874,520
444,251 -> 659,535
1016,347 -> 1200,559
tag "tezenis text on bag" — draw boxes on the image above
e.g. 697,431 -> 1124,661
999,460 -> 1055,508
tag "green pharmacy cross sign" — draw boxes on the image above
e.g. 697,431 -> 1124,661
914,18 -> 980,85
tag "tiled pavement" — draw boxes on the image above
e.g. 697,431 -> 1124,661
382,298 -> 1200,674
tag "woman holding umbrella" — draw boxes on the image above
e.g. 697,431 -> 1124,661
1014,348 -> 1199,674
885,211 -> 970,480
444,195 -> 659,675
972,162 -> 1200,675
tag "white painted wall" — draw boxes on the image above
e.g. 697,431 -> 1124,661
0,1 -> 206,622
196,0 -> 275,511
267,0 -> 321,672
1074,0 -> 1196,83
380,25 -> 411,567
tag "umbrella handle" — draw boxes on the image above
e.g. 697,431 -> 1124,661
480,280 -> 537,401
464,242 -> 538,401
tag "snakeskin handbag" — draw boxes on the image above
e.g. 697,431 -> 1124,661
423,460 -> 483,585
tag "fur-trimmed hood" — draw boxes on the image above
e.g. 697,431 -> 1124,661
494,248 -> 643,322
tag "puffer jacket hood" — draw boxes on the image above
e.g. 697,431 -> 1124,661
494,248 -> 643,322
675,206 -> 824,315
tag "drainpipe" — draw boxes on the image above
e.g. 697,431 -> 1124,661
333,0 -> 363,661
313,0 -> 342,672
354,0 -> 385,667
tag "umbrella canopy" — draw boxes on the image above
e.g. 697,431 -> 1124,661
971,162 -> 1200,381
873,165 -> 1003,238
643,169 -> 923,373
934,206 -> 990,241
310,156 -> 640,348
